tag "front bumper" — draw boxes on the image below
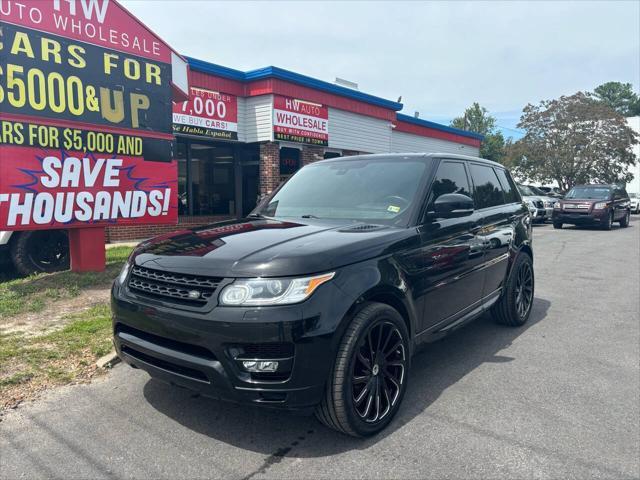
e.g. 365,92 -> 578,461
552,209 -> 608,225
529,208 -> 547,222
111,278 -> 352,411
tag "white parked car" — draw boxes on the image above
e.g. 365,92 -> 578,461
629,193 -> 639,214
526,185 -> 560,219
517,185 -> 548,223
0,230 -> 70,275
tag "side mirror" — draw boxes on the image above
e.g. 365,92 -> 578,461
431,193 -> 474,219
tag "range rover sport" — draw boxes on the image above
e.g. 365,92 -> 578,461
111,153 -> 534,437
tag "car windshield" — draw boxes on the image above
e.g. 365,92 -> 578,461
528,186 -> 546,196
258,157 -> 429,226
518,185 -> 536,196
565,186 -> 612,200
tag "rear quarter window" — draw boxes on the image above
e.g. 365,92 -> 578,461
494,168 -> 520,203
469,163 -> 505,209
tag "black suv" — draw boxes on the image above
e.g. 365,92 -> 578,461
111,154 -> 534,437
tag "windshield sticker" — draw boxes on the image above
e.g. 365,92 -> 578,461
387,205 -> 401,213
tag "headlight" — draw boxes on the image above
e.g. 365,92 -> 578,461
117,261 -> 132,284
527,200 -> 536,208
594,202 -> 609,210
553,202 -> 561,209
219,272 -> 335,306
543,201 -> 554,208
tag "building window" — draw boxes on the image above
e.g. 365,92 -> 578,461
175,138 -> 260,218
280,147 -> 301,176
190,143 -> 236,215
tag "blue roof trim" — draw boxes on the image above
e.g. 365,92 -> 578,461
396,113 -> 484,141
185,56 -> 403,111
186,57 -> 246,81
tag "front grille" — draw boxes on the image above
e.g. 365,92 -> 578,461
127,265 -> 222,306
534,200 -> 544,208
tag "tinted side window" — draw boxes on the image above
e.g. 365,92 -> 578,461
615,188 -> 628,200
428,161 -> 472,208
469,164 -> 505,209
494,168 -> 519,203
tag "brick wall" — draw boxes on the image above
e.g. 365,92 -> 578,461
302,145 -> 325,165
259,142 -> 280,195
106,215 -> 232,242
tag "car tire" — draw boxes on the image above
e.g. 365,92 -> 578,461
489,238 -> 501,248
553,222 -> 562,229
9,230 -> 70,276
602,211 -> 614,230
619,210 -> 630,228
492,253 -> 534,327
315,302 -> 410,437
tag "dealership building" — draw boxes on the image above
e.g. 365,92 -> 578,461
106,57 -> 483,241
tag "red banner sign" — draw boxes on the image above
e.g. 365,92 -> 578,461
0,0 -> 172,62
273,95 -> 329,146
0,145 -> 177,230
173,87 -> 238,140
0,0 -> 183,231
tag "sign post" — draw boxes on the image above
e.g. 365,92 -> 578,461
0,0 -> 188,271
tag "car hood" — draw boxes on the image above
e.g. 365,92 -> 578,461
131,218 -> 414,277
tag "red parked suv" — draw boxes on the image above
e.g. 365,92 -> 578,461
552,184 -> 631,230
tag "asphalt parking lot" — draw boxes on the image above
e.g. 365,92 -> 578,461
1,218 -> 639,480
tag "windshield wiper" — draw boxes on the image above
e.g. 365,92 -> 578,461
301,214 -> 320,219
247,213 -> 265,218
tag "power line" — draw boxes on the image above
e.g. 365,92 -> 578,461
496,124 -> 525,134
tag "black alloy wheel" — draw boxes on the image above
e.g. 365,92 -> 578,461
315,302 -> 410,437
492,253 -> 535,327
351,321 -> 406,423
620,210 -> 630,228
514,260 -> 534,320
603,211 -> 613,230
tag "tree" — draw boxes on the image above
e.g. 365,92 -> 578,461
451,103 -> 505,163
593,82 -> 640,116
506,92 -> 638,191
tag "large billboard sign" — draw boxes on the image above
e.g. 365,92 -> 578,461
173,87 -> 238,141
0,0 -> 185,231
273,95 -> 328,146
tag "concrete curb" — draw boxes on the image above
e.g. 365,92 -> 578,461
96,351 -> 121,369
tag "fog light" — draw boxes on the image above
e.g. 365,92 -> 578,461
242,360 -> 279,372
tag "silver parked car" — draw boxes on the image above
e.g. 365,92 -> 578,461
517,185 -> 548,223
526,185 -> 560,219
629,193 -> 639,214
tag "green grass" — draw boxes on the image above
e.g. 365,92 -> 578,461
0,246 -> 132,318
0,303 -> 113,405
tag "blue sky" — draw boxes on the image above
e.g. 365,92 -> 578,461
123,1 -> 639,140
